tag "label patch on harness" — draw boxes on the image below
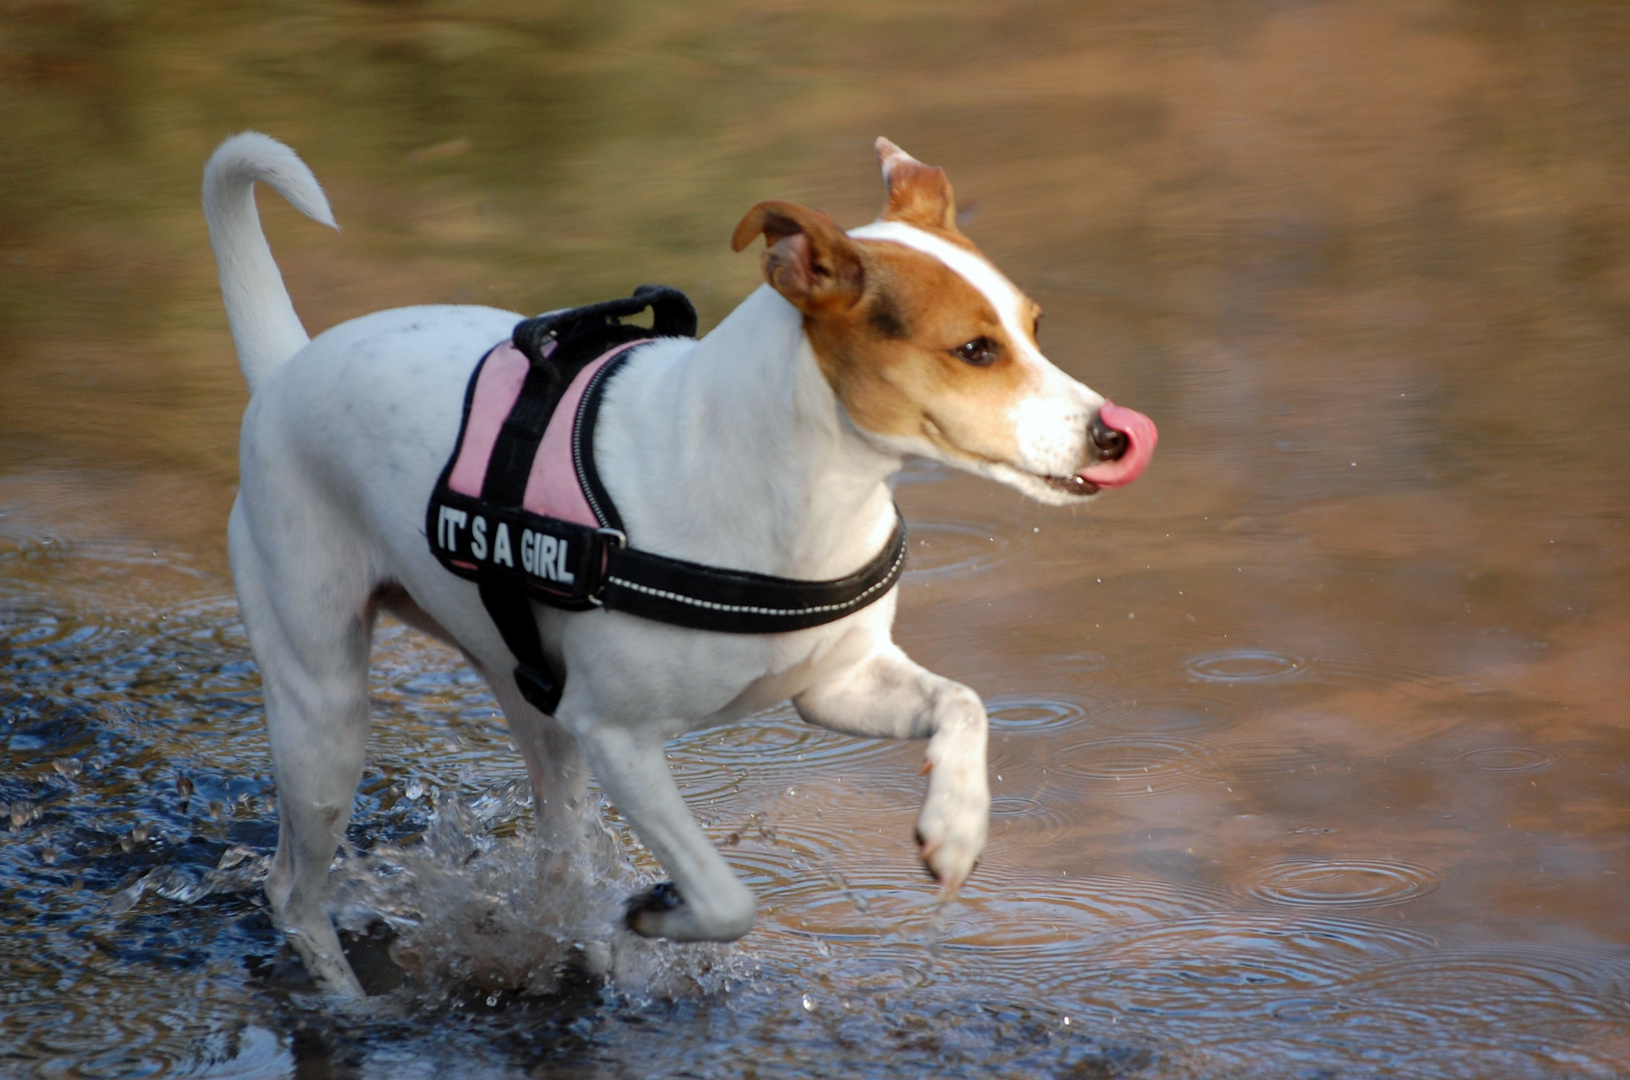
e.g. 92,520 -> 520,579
428,488 -> 604,604
434,506 -> 573,582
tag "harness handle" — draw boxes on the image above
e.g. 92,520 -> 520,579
513,285 -> 697,366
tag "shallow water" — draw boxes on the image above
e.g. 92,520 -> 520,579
4,1 -> 1630,1076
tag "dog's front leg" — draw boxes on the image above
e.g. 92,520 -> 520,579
568,716 -> 755,941
794,642 -> 990,893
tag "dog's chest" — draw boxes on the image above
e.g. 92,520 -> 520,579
559,602 -> 887,735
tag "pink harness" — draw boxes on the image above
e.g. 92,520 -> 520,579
443,340 -> 627,555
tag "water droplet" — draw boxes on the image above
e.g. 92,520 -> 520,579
406,779 -> 425,801
486,994 -> 498,1007
802,993 -> 816,1012
52,758 -> 83,780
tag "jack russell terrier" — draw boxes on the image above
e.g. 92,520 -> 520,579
202,132 -> 1156,996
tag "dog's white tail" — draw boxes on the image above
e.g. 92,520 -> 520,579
202,132 -> 337,393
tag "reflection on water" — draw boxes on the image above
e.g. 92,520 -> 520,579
4,0 -> 1630,1076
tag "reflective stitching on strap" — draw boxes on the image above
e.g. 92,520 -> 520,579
606,542 -> 906,616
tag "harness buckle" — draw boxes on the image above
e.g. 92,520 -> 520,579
588,527 -> 628,606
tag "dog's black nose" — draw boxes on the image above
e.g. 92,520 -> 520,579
1088,413 -> 1128,461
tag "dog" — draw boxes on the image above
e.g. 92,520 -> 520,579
202,132 -> 1156,996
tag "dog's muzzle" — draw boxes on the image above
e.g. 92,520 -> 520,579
1077,402 -> 1158,488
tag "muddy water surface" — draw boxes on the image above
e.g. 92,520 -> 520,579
3,2 -> 1629,1076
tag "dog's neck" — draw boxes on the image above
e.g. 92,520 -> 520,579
594,286 -> 902,579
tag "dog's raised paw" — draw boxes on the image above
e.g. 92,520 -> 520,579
625,881 -> 685,935
915,768 -> 988,897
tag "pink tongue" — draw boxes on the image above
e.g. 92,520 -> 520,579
1077,402 -> 1158,488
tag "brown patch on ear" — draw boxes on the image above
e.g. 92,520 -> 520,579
731,199 -> 865,313
875,137 -> 958,233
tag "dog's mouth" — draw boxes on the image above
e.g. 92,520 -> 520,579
1040,473 -> 1101,497
1021,403 -> 1157,499
926,402 -> 1156,499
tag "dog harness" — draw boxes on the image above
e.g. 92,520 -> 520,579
426,286 -> 908,714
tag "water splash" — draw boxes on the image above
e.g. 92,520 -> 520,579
326,783 -> 755,1002
108,845 -> 270,914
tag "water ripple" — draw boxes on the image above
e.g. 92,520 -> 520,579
1305,649 -> 1494,699
1455,745 -> 1559,774
901,521 -> 1010,582
1245,858 -> 1439,908
985,694 -> 1089,733
1052,736 -> 1211,797
1038,650 -> 1111,676
988,794 -> 1045,818
985,790 -> 1078,834
1206,740 -> 1337,786
1342,946 -> 1630,1025
944,909 -> 1437,1012
1184,649 -> 1306,683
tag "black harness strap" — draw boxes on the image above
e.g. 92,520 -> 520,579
473,347 -> 589,713
600,522 -> 908,632
471,287 -> 697,713
475,350 -> 591,712
477,576 -> 562,712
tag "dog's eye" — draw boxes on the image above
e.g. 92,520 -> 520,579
1032,314 -> 1042,341
952,337 -> 1000,367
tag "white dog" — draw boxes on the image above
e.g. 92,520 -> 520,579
202,132 -> 1156,996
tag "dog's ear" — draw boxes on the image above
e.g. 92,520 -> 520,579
731,200 -> 865,314
875,138 -> 958,233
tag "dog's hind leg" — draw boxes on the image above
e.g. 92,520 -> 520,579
486,676 -> 605,854
793,642 -> 989,895
230,497 -> 374,998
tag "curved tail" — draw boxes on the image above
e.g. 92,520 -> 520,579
202,132 -> 337,393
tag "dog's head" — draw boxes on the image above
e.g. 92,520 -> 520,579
732,138 -> 1155,504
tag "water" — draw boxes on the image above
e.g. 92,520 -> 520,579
4,1 -> 1630,1075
